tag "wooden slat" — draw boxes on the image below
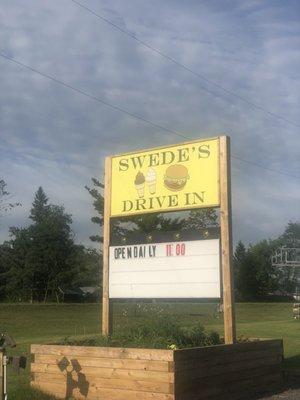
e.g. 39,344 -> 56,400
175,354 -> 282,382
32,381 -> 174,400
31,363 -> 174,383
31,345 -> 173,361
0,352 -> 4,400
175,372 -> 282,400
174,339 -> 283,361
33,373 -> 174,394
175,364 -> 281,394
34,354 -> 173,372
175,348 -> 283,372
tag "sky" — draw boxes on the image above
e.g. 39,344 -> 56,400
0,0 -> 299,248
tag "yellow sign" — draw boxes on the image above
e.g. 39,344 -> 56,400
110,137 -> 220,216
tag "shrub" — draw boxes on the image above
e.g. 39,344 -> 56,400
57,316 -> 221,349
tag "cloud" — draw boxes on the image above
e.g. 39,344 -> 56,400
0,0 -> 299,247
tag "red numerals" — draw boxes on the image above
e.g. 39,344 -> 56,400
166,244 -> 173,256
166,243 -> 185,257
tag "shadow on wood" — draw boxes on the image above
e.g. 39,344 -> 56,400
57,357 -> 89,398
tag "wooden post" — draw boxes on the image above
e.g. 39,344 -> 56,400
220,135 -> 236,344
0,351 -> 3,400
102,156 -> 112,336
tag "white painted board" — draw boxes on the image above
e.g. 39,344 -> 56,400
109,239 -> 220,298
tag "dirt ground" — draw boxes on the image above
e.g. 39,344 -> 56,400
257,376 -> 300,400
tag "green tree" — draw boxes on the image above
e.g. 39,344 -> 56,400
29,186 -> 49,223
248,240 -> 278,297
0,228 -> 33,301
70,246 -> 101,288
0,179 -> 21,217
183,209 -> 219,230
1,188 -> 86,302
279,221 -> 300,247
85,178 -> 104,243
233,241 -> 247,300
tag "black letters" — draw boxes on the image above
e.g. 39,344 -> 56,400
198,145 -> 210,158
161,151 -> 175,165
168,194 -> 178,207
185,191 -> 205,205
131,155 -> 146,169
149,153 -> 160,167
119,158 -> 129,171
122,200 -> 133,212
178,147 -> 190,162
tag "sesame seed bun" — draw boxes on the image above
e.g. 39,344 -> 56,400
164,164 -> 189,191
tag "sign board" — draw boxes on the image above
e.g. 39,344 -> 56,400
109,239 -> 220,299
110,138 -> 219,216
102,136 -> 236,344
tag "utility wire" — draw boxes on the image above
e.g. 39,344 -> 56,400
70,0 -> 300,129
1,52 -> 299,180
232,156 -> 300,180
0,52 -> 187,141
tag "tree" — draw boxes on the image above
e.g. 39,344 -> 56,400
1,188 -> 85,302
0,227 -> 34,301
233,223 -> 300,300
273,221 -> 300,295
85,178 -> 104,243
183,209 -> 219,230
29,186 -> 49,223
0,179 -> 21,217
279,221 -> 300,247
233,241 -> 247,300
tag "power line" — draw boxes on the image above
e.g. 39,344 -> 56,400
1,52 -> 299,180
70,0 -> 300,129
232,155 -> 300,180
0,52 -> 188,141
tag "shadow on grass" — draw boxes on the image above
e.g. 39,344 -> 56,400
9,384 -> 59,400
284,353 -> 300,371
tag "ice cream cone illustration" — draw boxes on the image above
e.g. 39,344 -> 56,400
134,171 -> 145,197
145,168 -> 157,194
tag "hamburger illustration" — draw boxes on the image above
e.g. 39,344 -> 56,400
164,164 -> 189,191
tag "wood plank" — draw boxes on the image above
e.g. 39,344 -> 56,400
0,352 -> 4,400
175,348 -> 283,372
31,344 -> 173,361
175,372 -> 282,400
102,156 -> 112,336
175,364 -> 281,393
219,135 -> 236,344
31,363 -> 174,383
32,381 -> 174,400
174,339 -> 283,361
33,373 -> 174,394
175,355 -> 282,382
34,354 -> 173,372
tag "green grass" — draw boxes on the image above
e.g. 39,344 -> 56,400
2,302 -> 300,399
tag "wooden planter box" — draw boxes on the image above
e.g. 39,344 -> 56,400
31,339 -> 283,400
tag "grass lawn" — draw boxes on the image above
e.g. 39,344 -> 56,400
2,302 -> 299,399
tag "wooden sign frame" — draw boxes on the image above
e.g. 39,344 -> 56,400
102,135 -> 236,344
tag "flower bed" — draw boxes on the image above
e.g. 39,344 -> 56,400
31,339 -> 283,400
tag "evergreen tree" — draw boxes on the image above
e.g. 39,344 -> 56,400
29,186 -> 49,223
2,188 -> 85,302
